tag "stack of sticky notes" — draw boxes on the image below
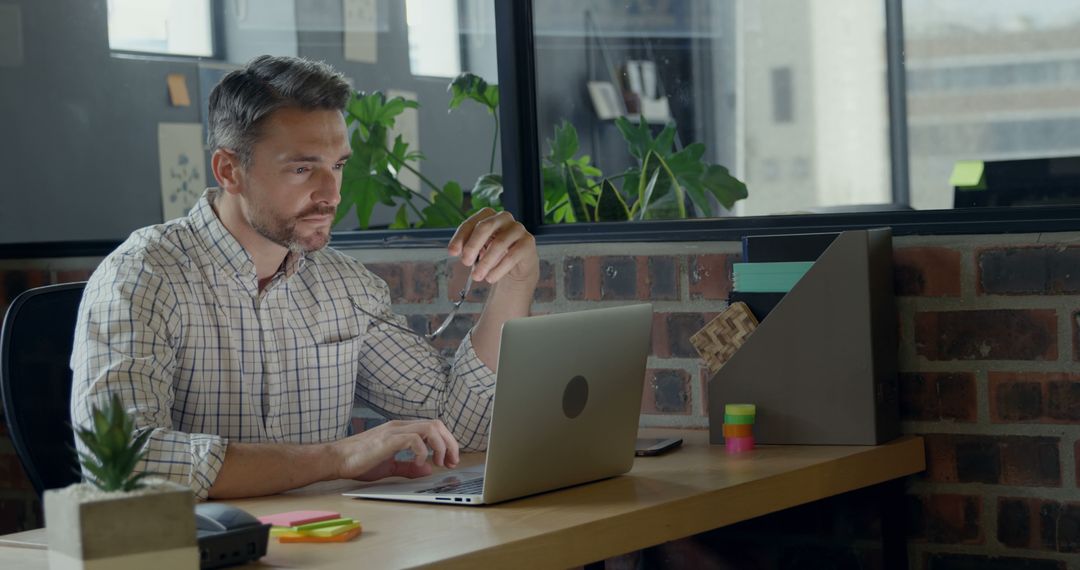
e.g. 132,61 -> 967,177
723,403 -> 756,453
258,510 -> 362,543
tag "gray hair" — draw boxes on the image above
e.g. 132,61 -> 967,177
207,55 -> 352,168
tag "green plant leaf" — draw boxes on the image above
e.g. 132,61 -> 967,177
699,164 -> 749,209
333,186 -> 356,227
638,159 -> 661,220
448,73 -> 498,113
390,205 -> 410,229
418,182 -> 467,228
547,121 -> 579,164
122,471 -> 152,492
594,179 -> 630,221
614,116 -> 651,161
471,174 -> 503,209
563,164 -> 590,222
347,178 -> 379,230
348,91 -> 419,129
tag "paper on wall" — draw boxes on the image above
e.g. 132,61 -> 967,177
158,123 -> 207,222
344,0 -> 377,63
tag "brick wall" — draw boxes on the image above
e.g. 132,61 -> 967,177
0,232 -> 1078,569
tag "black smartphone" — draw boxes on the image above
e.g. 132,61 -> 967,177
634,437 -> 683,456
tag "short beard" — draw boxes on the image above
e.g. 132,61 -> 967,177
247,201 -> 334,253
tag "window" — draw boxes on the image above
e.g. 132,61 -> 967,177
903,0 -> 1080,210
405,0 -> 462,78
107,0 -> 213,58
526,0 -> 892,225
3,0 -> 1079,252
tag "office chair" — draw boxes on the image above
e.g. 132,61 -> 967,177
0,282 -> 86,496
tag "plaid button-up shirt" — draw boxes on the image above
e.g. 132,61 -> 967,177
71,189 -> 495,499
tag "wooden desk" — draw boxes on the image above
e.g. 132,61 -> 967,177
0,431 -> 924,569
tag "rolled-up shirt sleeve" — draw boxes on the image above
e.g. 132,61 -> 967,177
70,257 -> 226,499
352,271 -> 497,451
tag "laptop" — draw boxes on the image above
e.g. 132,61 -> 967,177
343,303 -> 653,506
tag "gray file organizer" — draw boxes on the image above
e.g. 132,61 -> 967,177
709,229 -> 899,445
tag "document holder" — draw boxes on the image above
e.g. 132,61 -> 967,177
708,229 -> 899,445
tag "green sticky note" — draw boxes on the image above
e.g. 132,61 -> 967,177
294,517 -> 354,532
949,160 -> 985,190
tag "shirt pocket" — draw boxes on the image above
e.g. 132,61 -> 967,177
297,335 -> 363,440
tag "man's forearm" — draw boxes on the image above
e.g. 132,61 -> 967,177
471,278 -> 537,370
207,441 -> 339,499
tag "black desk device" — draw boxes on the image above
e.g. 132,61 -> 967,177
194,502 -> 271,569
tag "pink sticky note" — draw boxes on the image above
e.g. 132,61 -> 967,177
258,510 -> 341,527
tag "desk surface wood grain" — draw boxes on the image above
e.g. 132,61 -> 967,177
0,430 -> 924,569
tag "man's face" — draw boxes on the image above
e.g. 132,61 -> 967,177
239,106 -> 351,253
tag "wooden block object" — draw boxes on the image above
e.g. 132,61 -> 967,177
690,302 -> 759,373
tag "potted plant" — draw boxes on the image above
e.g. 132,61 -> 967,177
44,394 -> 198,569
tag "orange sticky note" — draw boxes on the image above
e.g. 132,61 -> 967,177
278,525 -> 362,543
167,73 -> 191,107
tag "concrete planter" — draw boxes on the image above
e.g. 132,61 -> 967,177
44,480 -> 198,570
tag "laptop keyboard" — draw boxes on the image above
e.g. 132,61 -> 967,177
416,477 -> 484,495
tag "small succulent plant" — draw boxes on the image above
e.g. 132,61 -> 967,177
74,394 -> 152,492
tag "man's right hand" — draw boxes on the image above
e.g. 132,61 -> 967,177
329,419 -> 461,481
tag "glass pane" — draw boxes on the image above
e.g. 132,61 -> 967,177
904,0 -> 1080,209
107,0 -> 213,57
0,0 -> 499,244
531,0 -> 892,224
406,0 -> 462,78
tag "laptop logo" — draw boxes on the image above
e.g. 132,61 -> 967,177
562,375 -> 589,419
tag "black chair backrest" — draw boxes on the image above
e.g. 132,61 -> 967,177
0,282 -> 86,496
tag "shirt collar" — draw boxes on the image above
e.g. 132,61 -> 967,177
189,188 -> 313,281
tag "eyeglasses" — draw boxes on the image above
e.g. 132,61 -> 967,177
350,237 -> 474,340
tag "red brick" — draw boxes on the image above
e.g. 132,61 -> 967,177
1038,501 -> 1080,553
1000,437 -> 1061,487
1046,380 -> 1080,421
641,369 -> 692,414
989,373 -> 1080,424
894,247 -> 962,297
54,268 -> 95,283
642,256 -> 680,301
688,254 -> 737,300
900,372 -> 977,422
367,262 -> 439,304
978,246 -> 1080,295
999,498 -> 1080,553
0,269 -> 49,312
448,260 -> 490,303
407,262 -> 438,303
366,263 -> 404,300
652,312 -> 711,359
914,309 -> 1057,361
998,497 -> 1036,548
564,256 -> 601,301
533,260 -> 555,302
923,434 -> 1002,484
910,494 -> 982,544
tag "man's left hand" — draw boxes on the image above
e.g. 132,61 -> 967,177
448,208 -> 539,286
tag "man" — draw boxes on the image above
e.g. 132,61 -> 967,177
71,55 -> 539,500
